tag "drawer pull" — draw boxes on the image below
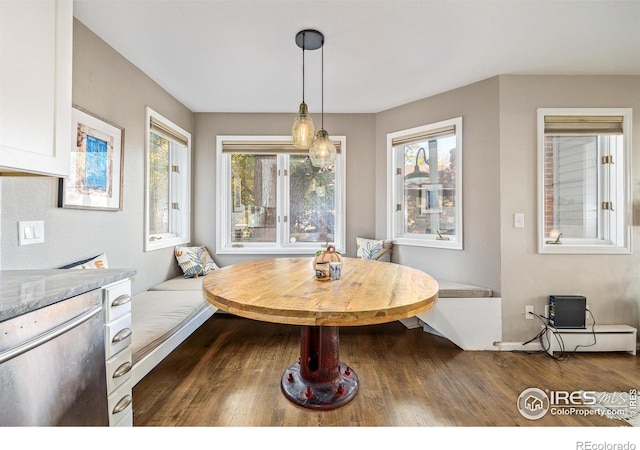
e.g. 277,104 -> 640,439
113,394 -> 132,415
111,294 -> 132,307
112,328 -> 132,343
113,361 -> 132,379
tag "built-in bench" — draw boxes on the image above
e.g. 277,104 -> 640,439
130,275 -> 216,386
411,279 -> 502,351
129,272 -> 502,386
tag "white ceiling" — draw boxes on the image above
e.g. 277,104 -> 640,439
73,0 -> 640,114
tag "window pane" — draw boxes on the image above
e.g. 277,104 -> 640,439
149,131 -> 170,235
544,135 -> 599,239
230,154 -> 277,243
289,155 -> 335,243
537,108 -> 631,254
400,133 -> 457,237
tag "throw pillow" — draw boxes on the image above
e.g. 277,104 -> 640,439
356,238 -> 392,262
81,252 -> 109,269
59,253 -> 108,269
175,245 -> 218,278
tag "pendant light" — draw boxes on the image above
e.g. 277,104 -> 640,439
308,35 -> 336,168
292,30 -> 318,149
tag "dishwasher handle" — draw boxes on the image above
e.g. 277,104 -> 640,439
0,305 -> 102,364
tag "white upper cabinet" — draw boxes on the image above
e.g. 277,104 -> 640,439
0,0 -> 72,176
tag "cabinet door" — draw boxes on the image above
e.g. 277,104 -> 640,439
0,0 -> 72,176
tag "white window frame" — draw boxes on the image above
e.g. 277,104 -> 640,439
144,107 -> 191,252
537,108 -> 632,254
387,117 -> 463,250
216,135 -> 346,255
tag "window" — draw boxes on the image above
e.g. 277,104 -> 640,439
537,108 -> 632,254
387,117 -> 463,249
144,107 -> 191,251
216,136 -> 346,254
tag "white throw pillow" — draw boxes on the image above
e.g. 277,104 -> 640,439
82,253 -> 109,269
175,245 -> 218,278
356,238 -> 392,262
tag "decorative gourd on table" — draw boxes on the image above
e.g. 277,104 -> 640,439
313,244 -> 341,280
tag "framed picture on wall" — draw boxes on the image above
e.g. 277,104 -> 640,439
58,106 -> 124,211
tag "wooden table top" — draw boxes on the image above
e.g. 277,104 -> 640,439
202,257 -> 438,326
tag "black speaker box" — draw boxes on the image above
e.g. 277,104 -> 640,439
549,295 -> 586,329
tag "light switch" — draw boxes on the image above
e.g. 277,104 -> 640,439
18,221 -> 45,245
514,213 -> 525,228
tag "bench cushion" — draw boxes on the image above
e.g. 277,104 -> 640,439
131,290 -> 209,364
149,275 -> 206,291
437,279 -> 492,298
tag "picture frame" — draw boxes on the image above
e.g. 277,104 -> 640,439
58,106 -> 124,211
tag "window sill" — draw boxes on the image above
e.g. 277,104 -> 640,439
216,243 -> 345,256
392,236 -> 462,250
538,242 -> 631,255
145,235 -> 190,252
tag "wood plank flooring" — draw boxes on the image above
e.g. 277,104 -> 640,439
132,314 -> 639,427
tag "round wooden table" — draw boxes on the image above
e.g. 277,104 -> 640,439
203,257 -> 438,410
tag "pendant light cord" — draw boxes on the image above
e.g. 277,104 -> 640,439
302,32 -> 305,103
321,44 -> 324,129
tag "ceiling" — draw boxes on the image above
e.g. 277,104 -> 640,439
73,0 -> 640,114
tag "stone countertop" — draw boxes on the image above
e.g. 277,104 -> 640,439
0,268 -> 137,323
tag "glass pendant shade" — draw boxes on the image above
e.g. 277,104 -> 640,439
309,129 -> 336,168
292,102 -> 315,149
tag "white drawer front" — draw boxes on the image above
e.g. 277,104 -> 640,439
103,279 -> 132,322
106,347 -> 132,394
113,408 -> 133,427
108,380 -> 132,426
105,313 -> 132,359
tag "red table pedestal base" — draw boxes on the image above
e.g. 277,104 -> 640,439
280,325 -> 359,410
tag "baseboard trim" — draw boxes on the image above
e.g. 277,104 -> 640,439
494,341 -> 544,352
496,341 -> 640,354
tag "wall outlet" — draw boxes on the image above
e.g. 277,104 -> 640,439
525,305 -> 534,319
514,213 -> 525,228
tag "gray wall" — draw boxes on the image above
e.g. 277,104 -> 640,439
498,75 -> 640,342
374,77 -> 503,295
1,20 -> 194,294
192,112 -> 376,267
374,74 -> 640,343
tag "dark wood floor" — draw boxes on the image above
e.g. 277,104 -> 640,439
132,314 -> 638,428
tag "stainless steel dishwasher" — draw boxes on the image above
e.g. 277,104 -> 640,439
0,289 -> 109,426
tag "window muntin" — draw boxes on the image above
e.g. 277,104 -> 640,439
217,136 -> 345,254
388,117 -> 463,250
144,108 -> 191,251
537,108 -> 632,254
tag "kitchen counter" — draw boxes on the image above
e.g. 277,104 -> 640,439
0,269 -> 136,323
